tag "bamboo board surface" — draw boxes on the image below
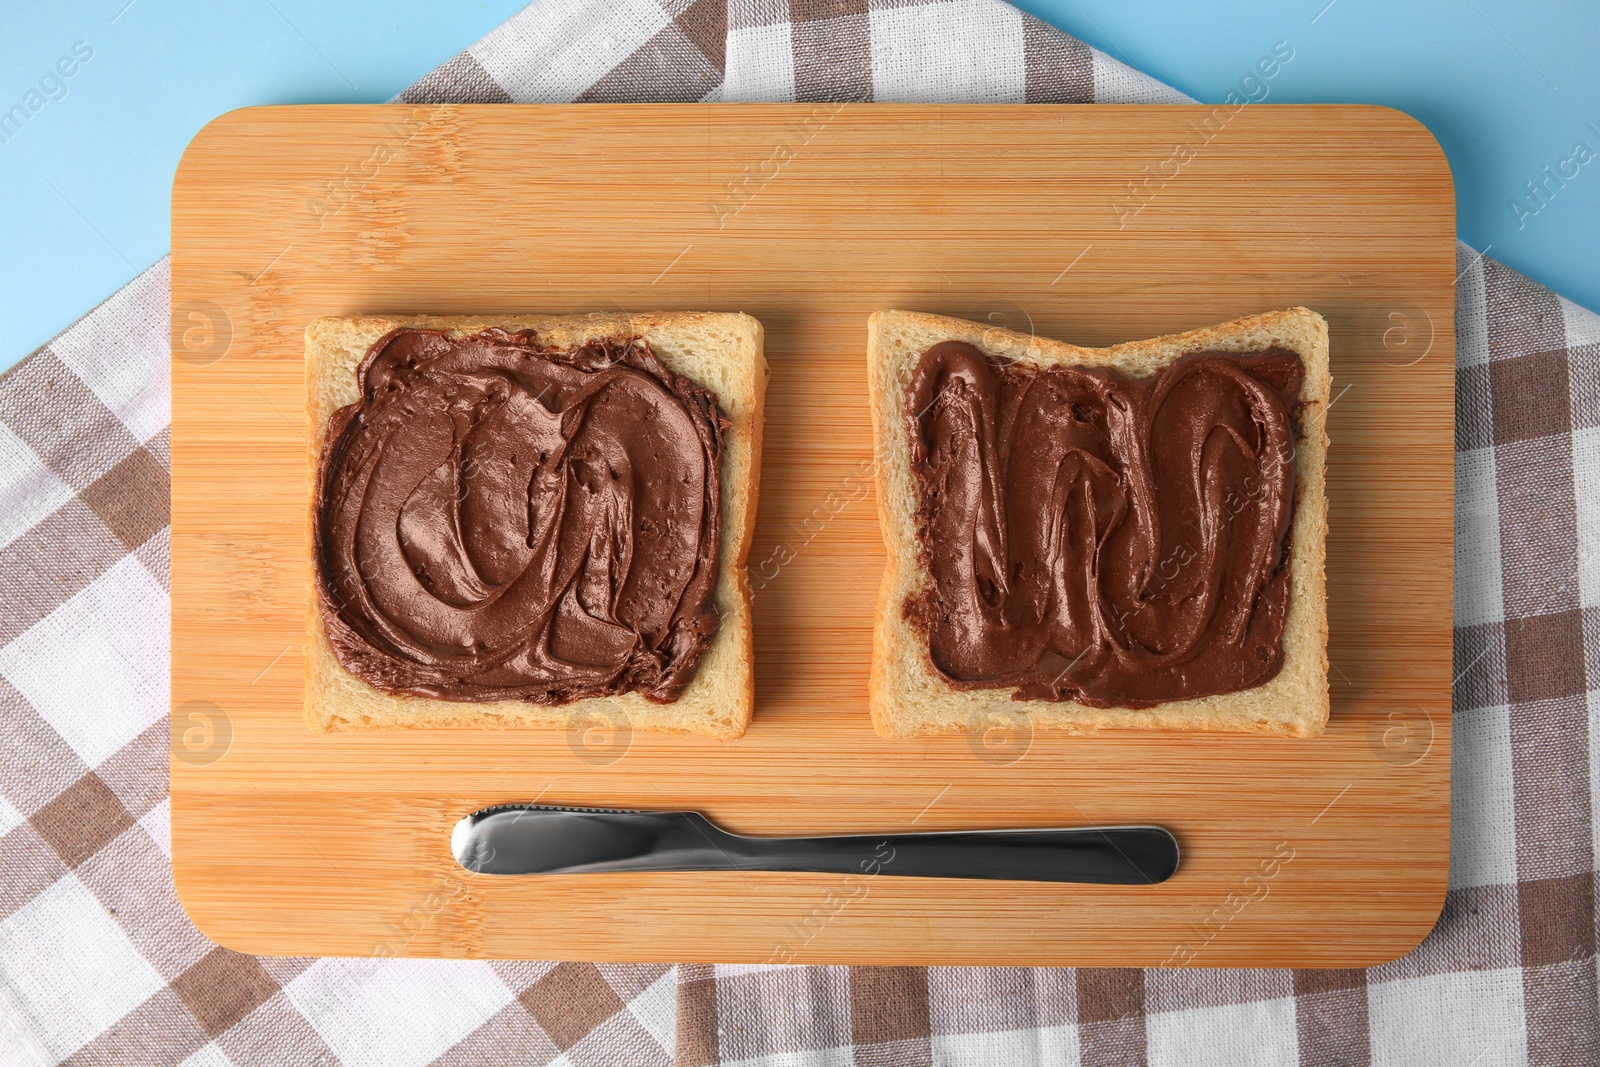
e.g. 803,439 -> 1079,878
170,104 -> 1454,966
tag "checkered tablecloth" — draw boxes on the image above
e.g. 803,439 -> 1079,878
1,1 -> 1595,1064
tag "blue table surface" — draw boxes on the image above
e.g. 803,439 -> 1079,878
2,1 -> 1595,373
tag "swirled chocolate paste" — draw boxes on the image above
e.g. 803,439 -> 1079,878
906,341 -> 1303,708
315,328 -> 725,704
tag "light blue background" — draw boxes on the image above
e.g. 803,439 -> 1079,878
2,1 -> 1596,373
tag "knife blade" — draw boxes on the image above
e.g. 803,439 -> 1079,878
451,804 -> 1179,885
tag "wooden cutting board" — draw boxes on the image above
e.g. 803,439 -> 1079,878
170,104 -> 1454,966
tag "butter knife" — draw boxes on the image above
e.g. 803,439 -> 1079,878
451,804 -> 1179,885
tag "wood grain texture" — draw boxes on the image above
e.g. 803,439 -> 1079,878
170,104 -> 1455,966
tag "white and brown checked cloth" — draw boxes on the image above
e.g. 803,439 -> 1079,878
0,1 -> 1595,1064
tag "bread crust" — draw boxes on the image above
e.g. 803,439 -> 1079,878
867,309 -> 1331,739
304,312 -> 766,739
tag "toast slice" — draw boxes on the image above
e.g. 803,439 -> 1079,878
868,308 -> 1330,738
305,312 -> 766,739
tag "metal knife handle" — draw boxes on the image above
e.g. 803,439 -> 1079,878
723,827 -> 1178,885
455,807 -> 1178,885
